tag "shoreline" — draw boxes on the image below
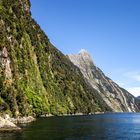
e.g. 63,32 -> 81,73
39,112 -> 105,118
0,112 -> 105,133
0,112 -> 137,133
39,112 -> 139,118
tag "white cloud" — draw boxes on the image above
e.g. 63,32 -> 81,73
116,81 -> 126,87
110,69 -> 140,97
127,87 -> 140,97
123,71 -> 140,81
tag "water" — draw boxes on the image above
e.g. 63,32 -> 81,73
1,113 -> 140,140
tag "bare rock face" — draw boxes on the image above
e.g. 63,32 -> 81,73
0,47 -> 12,81
68,49 -> 140,112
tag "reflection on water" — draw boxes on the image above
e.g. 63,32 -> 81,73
0,113 -> 140,140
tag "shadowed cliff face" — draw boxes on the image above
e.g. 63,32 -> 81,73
68,49 -> 140,112
0,0 -> 112,116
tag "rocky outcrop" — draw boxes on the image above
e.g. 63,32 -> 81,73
9,116 -> 35,124
68,49 -> 140,112
0,114 -> 35,132
2,114 -> 35,124
0,116 -> 21,132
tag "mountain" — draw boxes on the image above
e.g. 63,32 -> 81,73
68,49 -> 140,112
0,0 -> 113,117
137,96 -> 140,100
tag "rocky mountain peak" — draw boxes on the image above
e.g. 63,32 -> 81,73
79,49 -> 92,59
79,49 -> 89,55
68,49 -> 95,69
68,50 -> 140,112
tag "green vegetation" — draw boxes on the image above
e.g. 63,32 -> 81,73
0,0 -> 111,117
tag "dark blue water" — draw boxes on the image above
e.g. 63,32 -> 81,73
1,113 -> 140,140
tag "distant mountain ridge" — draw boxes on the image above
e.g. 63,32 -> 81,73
68,49 -> 140,112
137,96 -> 140,99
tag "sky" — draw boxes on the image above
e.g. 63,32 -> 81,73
30,0 -> 140,97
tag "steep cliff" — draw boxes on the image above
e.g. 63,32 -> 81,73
0,0 -> 112,116
68,49 -> 140,112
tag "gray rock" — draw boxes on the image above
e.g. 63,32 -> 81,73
0,116 -> 21,132
9,116 -> 36,124
0,114 -> 35,132
2,114 -> 36,124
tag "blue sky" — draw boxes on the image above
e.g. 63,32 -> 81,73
30,0 -> 140,97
